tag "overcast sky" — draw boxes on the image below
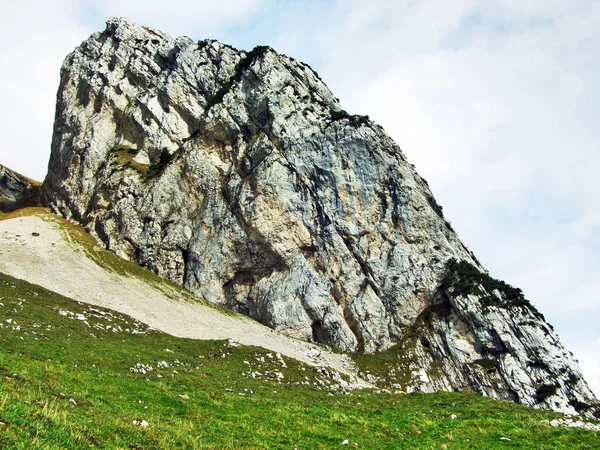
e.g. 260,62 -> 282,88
1,0 -> 598,396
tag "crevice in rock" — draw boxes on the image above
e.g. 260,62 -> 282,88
386,176 -> 404,228
336,227 -> 382,298
343,301 -> 365,353
205,45 -> 272,112
311,320 -> 328,344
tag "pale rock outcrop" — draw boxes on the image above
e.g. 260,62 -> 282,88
41,18 -> 598,415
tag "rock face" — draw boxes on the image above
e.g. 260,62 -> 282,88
42,18 -> 597,415
0,164 -> 40,212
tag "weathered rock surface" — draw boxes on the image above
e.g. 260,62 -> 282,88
0,164 -> 41,212
41,17 -> 597,415
0,213 -> 365,382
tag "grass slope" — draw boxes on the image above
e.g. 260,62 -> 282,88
0,273 -> 598,449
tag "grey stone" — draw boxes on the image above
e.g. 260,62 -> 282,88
0,164 -> 41,212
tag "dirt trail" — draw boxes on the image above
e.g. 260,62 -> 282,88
0,213 -> 367,384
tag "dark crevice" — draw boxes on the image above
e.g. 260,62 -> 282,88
76,79 -> 92,108
311,320 -> 328,343
183,250 -> 204,291
205,45 -> 272,111
336,228 -> 382,298
386,176 -> 404,227
93,218 -> 111,248
426,193 -> 444,219
343,300 -> 365,353
154,45 -> 180,72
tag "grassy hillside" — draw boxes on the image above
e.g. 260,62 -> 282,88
0,273 -> 598,449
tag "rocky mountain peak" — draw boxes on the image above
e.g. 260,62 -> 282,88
0,164 -> 41,212
41,18 -> 597,416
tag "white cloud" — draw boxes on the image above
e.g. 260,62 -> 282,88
484,0 -> 583,20
0,1 -> 92,180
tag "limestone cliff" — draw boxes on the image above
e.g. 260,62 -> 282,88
41,18 -> 597,415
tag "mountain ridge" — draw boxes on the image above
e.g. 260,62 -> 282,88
2,16 -> 592,415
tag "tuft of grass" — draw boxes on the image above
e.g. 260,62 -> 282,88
472,358 -> 497,371
108,146 -> 180,181
329,108 -> 370,127
0,272 -> 598,449
535,384 -> 559,403
0,206 -> 49,222
439,258 -> 544,319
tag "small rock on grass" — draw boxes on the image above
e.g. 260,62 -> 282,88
132,419 -> 150,428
